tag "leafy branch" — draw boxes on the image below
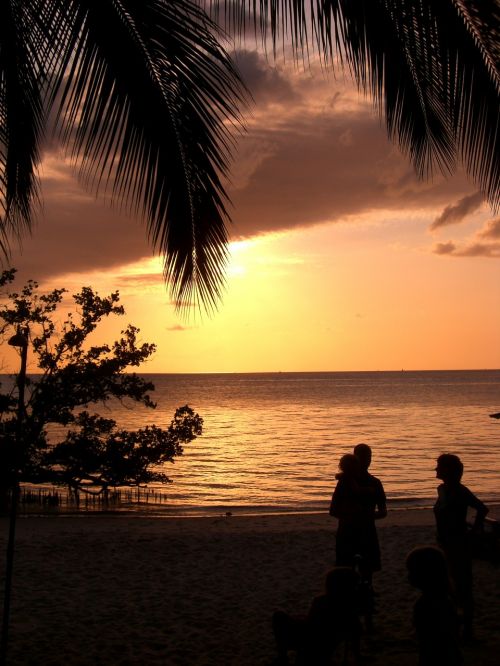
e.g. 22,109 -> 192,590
0,269 -> 202,502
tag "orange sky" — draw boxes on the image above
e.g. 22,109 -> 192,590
4,54 -> 500,374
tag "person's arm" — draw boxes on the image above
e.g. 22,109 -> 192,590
464,486 -> 488,530
329,480 -> 342,518
329,478 -> 357,520
329,493 -> 338,517
374,480 -> 387,520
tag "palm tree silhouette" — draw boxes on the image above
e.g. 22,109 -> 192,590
1,1 -> 498,309
0,0 -> 245,311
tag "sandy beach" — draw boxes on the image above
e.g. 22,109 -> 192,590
1,508 -> 499,665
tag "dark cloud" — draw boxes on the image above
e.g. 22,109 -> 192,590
432,240 -> 500,258
223,50 -> 484,239
429,192 -> 484,231
479,217 -> 500,240
227,115 -> 477,239
432,216 -> 500,259
8,162 -> 152,283
433,241 -> 456,255
233,50 -> 298,106
6,52 -> 492,284
455,242 -> 500,258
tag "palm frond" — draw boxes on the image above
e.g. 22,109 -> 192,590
0,1 -> 46,252
49,0 -> 246,313
211,1 -> 500,208
0,0 -> 246,312
447,0 -> 500,208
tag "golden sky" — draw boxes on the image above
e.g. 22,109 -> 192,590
5,53 -> 500,373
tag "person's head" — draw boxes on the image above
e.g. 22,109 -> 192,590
436,453 -> 463,483
324,567 -> 359,600
354,443 -> 372,471
337,453 -> 362,479
406,546 -> 450,594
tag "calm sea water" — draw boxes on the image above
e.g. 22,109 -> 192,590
97,370 -> 500,513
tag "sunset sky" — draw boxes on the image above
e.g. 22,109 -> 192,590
4,50 -> 500,374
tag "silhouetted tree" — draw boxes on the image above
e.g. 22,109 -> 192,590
44,407 -> 202,497
0,269 -> 202,503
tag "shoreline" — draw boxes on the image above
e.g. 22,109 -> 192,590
16,497 -> 500,521
16,503 -> 498,528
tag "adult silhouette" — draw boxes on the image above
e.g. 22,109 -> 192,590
433,453 -> 488,641
354,443 -> 387,525
330,445 -> 387,575
329,454 -> 364,565
329,444 -> 387,634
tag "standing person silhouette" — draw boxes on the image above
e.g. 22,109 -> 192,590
433,453 -> 488,641
329,453 -> 364,565
330,445 -> 387,576
329,445 -> 387,628
352,444 -> 387,582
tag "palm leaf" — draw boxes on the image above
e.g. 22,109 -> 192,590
0,1 -> 44,252
48,0 -> 246,312
211,0 -> 500,208
446,0 -> 500,207
0,0 -> 246,312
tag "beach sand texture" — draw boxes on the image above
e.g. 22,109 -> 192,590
1,509 -> 499,665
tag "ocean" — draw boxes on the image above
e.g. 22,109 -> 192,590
98,370 -> 500,514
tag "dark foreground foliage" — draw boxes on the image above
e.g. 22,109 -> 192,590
0,269 -> 202,505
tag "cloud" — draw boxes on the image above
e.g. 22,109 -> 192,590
432,215 -> 500,259
227,115 -> 476,239
433,241 -> 457,255
8,154 -> 152,283
225,52 -> 483,240
115,273 -> 164,288
432,240 -> 500,258
233,50 -> 298,107
166,324 -> 196,332
7,50 -> 491,285
478,217 -> 500,240
429,192 -> 484,231
168,300 -> 198,310
454,242 -> 500,258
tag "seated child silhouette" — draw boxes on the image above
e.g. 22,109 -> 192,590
272,567 -> 361,665
406,546 -> 463,666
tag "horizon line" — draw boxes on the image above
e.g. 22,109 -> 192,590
1,368 -> 499,376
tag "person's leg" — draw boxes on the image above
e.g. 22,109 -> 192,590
335,523 -> 357,567
445,548 -> 474,639
354,556 -> 375,633
456,558 -> 474,640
